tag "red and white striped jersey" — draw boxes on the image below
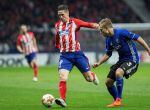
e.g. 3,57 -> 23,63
17,32 -> 37,55
55,18 -> 94,52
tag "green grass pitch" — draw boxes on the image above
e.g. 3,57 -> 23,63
0,64 -> 150,110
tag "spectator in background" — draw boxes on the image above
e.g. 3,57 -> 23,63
0,0 -> 142,53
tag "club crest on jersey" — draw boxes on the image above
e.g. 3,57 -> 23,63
114,45 -> 121,50
116,39 -> 119,43
59,30 -> 69,36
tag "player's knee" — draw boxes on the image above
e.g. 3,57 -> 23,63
59,69 -> 69,81
85,76 -> 92,82
116,68 -> 124,78
59,73 -> 68,81
105,79 -> 114,87
30,62 -> 34,68
30,61 -> 37,68
83,72 -> 93,82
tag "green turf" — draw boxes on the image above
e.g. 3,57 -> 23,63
0,64 -> 150,110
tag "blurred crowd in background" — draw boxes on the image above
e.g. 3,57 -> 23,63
144,0 -> 150,11
0,0 -> 149,53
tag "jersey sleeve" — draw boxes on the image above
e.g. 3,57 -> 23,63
28,32 -> 35,39
73,18 -> 93,30
17,35 -> 22,46
55,23 -> 60,49
105,38 -> 113,57
120,29 -> 140,40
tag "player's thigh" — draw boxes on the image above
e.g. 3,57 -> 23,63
75,54 -> 90,74
120,61 -> 139,79
58,57 -> 72,81
25,53 -> 37,68
107,62 -> 123,81
58,56 -> 73,73
74,54 -> 93,81
105,78 -> 115,87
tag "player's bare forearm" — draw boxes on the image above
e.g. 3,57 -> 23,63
33,38 -> 38,52
93,54 -> 110,68
16,45 -> 24,54
137,37 -> 150,55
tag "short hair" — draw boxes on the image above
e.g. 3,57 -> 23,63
57,4 -> 69,11
99,18 -> 113,28
20,24 -> 27,30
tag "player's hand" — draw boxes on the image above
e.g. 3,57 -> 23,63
92,62 -> 100,68
21,50 -> 25,54
92,23 -> 99,29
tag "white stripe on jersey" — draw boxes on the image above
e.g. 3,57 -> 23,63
65,22 -> 69,52
59,22 -> 63,52
22,35 -> 28,54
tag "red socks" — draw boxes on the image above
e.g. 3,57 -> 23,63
33,63 -> 38,77
59,81 -> 67,101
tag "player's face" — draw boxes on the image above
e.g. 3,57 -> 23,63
100,27 -> 110,37
100,27 -> 114,37
21,25 -> 28,33
58,10 -> 69,22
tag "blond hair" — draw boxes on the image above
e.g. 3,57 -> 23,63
99,18 -> 113,28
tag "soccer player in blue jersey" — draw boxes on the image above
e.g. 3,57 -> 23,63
93,18 -> 150,107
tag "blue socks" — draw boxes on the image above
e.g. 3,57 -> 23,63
116,77 -> 124,99
107,77 -> 124,100
107,85 -> 118,100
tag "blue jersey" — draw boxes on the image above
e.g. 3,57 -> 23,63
105,28 -> 140,64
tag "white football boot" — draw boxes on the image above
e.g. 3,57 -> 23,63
92,73 -> 99,85
33,77 -> 38,82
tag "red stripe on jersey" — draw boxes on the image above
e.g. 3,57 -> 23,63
23,35 -> 28,54
75,42 -> 79,51
55,21 -> 61,49
68,22 -> 73,51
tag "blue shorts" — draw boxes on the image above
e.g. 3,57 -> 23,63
25,52 -> 37,64
58,51 -> 90,73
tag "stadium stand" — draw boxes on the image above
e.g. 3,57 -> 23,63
0,0 -> 144,53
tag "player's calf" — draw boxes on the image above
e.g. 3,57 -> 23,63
91,72 -> 99,85
83,72 -> 99,85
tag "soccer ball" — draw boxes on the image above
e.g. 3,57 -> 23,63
42,94 -> 55,108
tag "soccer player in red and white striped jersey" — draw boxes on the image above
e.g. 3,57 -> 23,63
54,4 -> 99,107
17,25 -> 39,81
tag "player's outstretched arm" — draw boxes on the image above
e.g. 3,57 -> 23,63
136,37 -> 150,56
93,54 -> 110,68
73,18 -> 99,29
